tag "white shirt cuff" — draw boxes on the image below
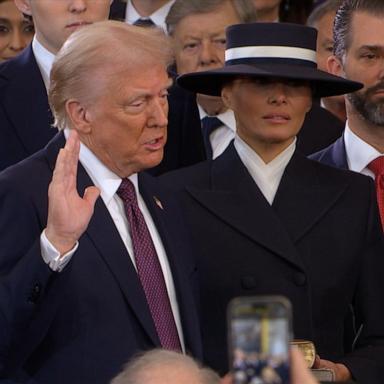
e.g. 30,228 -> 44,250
40,229 -> 78,272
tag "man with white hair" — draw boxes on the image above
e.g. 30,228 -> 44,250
0,21 -> 202,383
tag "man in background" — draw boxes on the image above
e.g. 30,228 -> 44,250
311,0 -> 384,228
307,0 -> 346,122
151,0 -> 256,175
0,0 -> 111,171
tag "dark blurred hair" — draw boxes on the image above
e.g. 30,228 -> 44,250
279,0 -> 314,24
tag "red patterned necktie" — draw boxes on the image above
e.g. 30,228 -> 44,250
368,156 -> 384,229
117,178 -> 181,351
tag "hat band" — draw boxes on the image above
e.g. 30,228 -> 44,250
225,46 -> 317,64
225,57 -> 317,68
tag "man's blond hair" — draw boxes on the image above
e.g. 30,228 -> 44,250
49,20 -> 173,130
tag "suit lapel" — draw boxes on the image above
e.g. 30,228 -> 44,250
329,136 -> 348,169
138,173 -> 202,357
45,135 -> 160,346
186,145 -> 305,271
273,152 -> 349,243
0,46 -> 55,154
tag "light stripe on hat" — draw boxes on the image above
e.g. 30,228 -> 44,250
225,46 -> 317,64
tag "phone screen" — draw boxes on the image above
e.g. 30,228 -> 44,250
228,296 -> 291,384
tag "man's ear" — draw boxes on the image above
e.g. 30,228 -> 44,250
327,54 -> 344,77
14,0 -> 32,16
221,85 -> 233,109
65,100 -> 92,134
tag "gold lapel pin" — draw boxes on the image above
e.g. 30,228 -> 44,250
153,196 -> 164,210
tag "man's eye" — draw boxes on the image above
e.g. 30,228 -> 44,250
183,42 -> 199,52
361,53 -> 377,60
214,38 -> 226,47
0,25 -> 9,34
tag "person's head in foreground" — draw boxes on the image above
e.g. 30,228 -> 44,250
110,349 -> 221,384
49,20 -> 173,177
177,22 -> 361,162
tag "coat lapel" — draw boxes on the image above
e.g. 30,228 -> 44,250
45,134 -> 160,346
272,152 -> 349,243
0,46 -> 55,155
186,145 -> 306,271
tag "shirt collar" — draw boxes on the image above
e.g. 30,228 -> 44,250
344,121 -> 383,173
234,134 -> 296,173
63,128 -> 138,204
32,36 -> 56,91
126,0 -> 175,31
197,105 -> 236,132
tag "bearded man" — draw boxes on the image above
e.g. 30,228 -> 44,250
311,0 -> 384,227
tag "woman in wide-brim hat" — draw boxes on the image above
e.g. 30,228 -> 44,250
161,22 -> 384,383
177,22 -> 361,162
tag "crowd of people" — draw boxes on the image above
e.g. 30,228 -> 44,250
0,0 -> 383,383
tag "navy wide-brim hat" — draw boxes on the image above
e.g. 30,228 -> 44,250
177,23 -> 363,98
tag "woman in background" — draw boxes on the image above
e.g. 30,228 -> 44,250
0,0 -> 33,62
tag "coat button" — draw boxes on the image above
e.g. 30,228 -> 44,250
28,283 -> 42,303
293,272 -> 307,286
241,276 -> 257,289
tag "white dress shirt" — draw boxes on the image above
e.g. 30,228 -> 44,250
234,135 -> 296,205
40,130 -> 185,349
32,36 -> 56,91
344,122 -> 383,179
125,0 -> 175,31
198,105 -> 237,159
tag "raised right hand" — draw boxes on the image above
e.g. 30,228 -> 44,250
45,130 -> 100,256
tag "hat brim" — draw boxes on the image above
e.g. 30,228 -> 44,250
177,63 -> 363,98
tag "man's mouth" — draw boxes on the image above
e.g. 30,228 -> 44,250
66,21 -> 92,29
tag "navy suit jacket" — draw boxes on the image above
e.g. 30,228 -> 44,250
0,133 -> 202,383
309,136 -> 349,170
161,144 -> 384,383
0,45 -> 55,172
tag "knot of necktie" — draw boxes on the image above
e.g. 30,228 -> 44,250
133,18 -> 155,27
117,178 -> 136,205
368,156 -> 384,178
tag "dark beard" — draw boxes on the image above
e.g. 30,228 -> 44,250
347,82 -> 384,126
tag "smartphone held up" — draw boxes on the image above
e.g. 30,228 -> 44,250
228,296 -> 292,384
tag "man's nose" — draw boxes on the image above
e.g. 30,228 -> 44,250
149,98 -> 168,128
69,0 -> 87,13
199,41 -> 220,67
